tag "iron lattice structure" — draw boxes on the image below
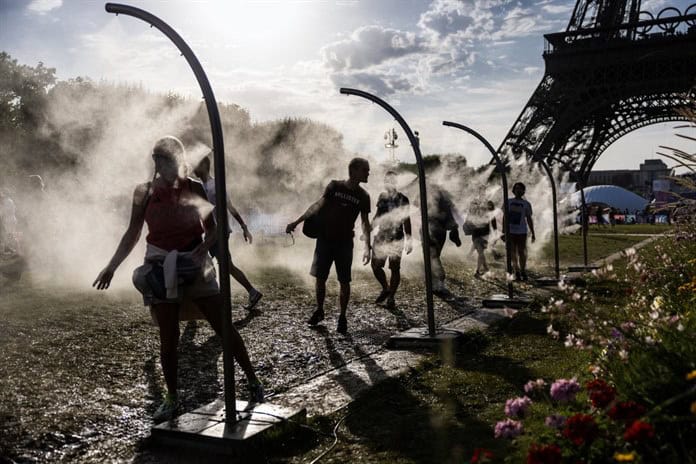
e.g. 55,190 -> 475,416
498,0 -> 696,180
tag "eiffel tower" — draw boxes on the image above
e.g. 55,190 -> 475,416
498,0 -> 696,180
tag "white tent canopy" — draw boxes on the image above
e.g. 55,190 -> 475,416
570,185 -> 649,212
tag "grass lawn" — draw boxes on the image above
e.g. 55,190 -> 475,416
586,224 -> 672,235
539,233 -> 648,267
296,314 -> 590,464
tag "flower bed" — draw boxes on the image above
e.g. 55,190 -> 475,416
489,225 -> 696,462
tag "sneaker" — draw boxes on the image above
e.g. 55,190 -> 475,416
308,308 -> 325,326
385,297 -> 396,310
375,288 -> 390,304
515,271 -> 522,281
153,393 -> 178,423
248,379 -> 265,403
336,315 -> 348,334
521,272 -> 528,281
245,289 -> 263,310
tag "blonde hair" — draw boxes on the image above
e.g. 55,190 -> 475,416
152,136 -> 185,164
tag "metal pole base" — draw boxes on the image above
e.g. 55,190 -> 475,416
567,265 -> 600,273
387,327 -> 463,350
482,293 -> 531,309
533,276 -> 564,287
151,399 -> 305,454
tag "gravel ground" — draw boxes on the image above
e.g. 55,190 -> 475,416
0,241 -> 551,463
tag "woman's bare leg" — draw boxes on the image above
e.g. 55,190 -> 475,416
195,294 -> 258,382
152,303 -> 180,395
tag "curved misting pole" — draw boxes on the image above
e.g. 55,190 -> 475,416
339,88 -> 435,337
537,159 -> 560,280
442,121 -> 514,299
105,3 -> 237,423
578,175 -> 589,267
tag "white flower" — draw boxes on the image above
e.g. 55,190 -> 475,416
651,296 -> 664,311
649,311 -> 659,320
645,336 -> 655,344
619,350 -> 628,360
677,323 -> 685,332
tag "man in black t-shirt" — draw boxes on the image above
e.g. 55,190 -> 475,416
286,158 -> 371,334
371,171 -> 412,309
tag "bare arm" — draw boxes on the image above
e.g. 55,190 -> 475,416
226,198 -> 252,243
403,216 -> 413,254
93,185 -> 147,290
285,197 -> 325,233
527,210 -> 536,242
360,209 -> 371,265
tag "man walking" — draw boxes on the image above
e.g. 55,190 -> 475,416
427,185 -> 462,295
505,182 -> 535,281
286,158 -> 371,334
193,155 -> 263,310
371,171 -> 412,309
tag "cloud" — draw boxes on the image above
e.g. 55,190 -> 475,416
493,6 -> 560,39
329,70 -> 416,96
26,0 -> 62,15
317,0 -> 567,98
640,0 -> 670,12
540,3 -> 574,15
523,66 -> 541,75
320,25 -> 426,71
418,0 -> 497,41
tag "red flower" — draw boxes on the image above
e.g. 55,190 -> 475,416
526,443 -> 562,464
586,379 -> 616,409
471,447 -> 494,463
608,401 -> 646,423
563,414 -> 599,446
623,420 -> 655,442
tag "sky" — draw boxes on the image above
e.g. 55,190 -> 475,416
1,0 -> 692,170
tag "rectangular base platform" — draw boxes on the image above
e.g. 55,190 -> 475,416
567,265 -> 600,273
482,294 -> 531,309
387,326 -> 463,350
151,399 -> 306,454
534,277 -> 562,287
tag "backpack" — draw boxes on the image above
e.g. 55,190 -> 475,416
302,208 -> 324,239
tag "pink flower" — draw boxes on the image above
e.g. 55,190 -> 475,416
494,418 -> 524,439
544,414 -> 566,429
505,396 -> 533,417
524,379 -> 547,394
550,377 -> 581,402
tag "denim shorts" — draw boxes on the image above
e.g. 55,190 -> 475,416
132,261 -> 219,306
310,237 -> 353,283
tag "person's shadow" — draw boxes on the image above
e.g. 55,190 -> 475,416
314,326 -> 389,398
